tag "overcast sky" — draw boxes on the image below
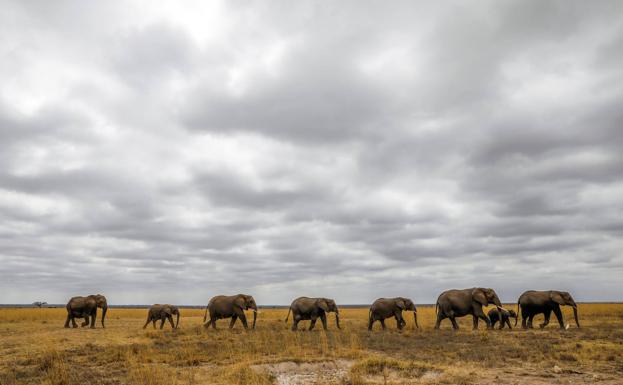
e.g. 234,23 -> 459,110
1,1 -> 622,305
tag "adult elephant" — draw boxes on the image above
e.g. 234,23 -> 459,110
64,294 -> 108,329
203,294 -> 257,329
143,304 -> 180,329
368,297 -> 419,331
285,297 -> 340,331
487,307 -> 517,329
517,290 -> 580,329
435,288 -> 503,330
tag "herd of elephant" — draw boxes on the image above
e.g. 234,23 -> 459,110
64,288 -> 581,332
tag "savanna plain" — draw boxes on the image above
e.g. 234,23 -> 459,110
1,304 -> 622,385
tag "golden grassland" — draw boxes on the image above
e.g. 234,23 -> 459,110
1,304 -> 622,384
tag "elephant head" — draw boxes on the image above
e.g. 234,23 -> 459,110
550,291 -> 580,328
472,288 -> 502,325
316,298 -> 340,329
395,297 -> 419,328
90,294 -> 108,328
508,309 -> 519,327
234,294 -> 257,329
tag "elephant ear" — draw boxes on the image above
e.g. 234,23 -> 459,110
395,298 -> 406,310
472,289 -> 488,306
316,299 -> 329,312
550,291 -> 565,305
234,296 -> 246,310
163,307 -> 172,316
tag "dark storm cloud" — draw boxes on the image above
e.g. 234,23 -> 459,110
1,0 -> 622,305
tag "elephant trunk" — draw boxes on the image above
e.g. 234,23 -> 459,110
101,306 -> 107,328
413,311 -> 419,329
572,305 -> 580,328
252,306 -> 257,329
493,295 -> 502,309
334,308 -> 341,329
175,311 -> 180,329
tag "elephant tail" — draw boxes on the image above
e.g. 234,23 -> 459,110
435,301 -> 439,315
516,299 -> 520,327
284,306 -> 292,323
203,305 -> 209,323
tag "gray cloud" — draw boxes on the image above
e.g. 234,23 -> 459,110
1,0 -> 622,305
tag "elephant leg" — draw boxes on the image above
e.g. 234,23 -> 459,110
292,315 -> 301,331
495,318 -> 502,329
474,308 -> 490,329
434,312 -> 445,329
380,319 -> 386,330
552,306 -> 565,329
71,316 -> 78,328
90,310 -> 96,329
81,316 -> 90,327
450,316 -> 459,330
521,308 -> 528,329
239,313 -> 249,329
505,318 -> 512,329
143,317 -> 151,329
64,313 -> 71,328
527,314 -> 535,328
211,318 -> 217,329
368,316 -> 374,331
491,318 -> 497,329
160,317 -> 165,329
168,315 -> 175,329
472,315 -> 479,330
229,315 -> 238,329
540,310 -> 551,329
320,313 -> 328,330
309,316 -> 318,331
152,319 -> 157,329
395,316 -> 403,330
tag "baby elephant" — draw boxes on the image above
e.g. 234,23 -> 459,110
487,307 -> 517,329
143,304 -> 180,329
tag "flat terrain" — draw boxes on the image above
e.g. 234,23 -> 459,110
1,304 -> 622,384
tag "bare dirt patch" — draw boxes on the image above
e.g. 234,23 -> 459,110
251,359 -> 353,385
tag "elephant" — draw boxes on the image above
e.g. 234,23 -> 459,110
64,294 -> 108,329
368,297 -> 419,331
143,304 -> 180,329
284,297 -> 340,331
487,307 -> 517,329
203,294 -> 257,329
517,290 -> 580,329
434,288 -> 503,330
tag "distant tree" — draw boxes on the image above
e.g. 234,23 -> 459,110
32,301 -> 48,308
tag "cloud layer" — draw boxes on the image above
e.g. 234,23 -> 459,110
1,1 -> 622,305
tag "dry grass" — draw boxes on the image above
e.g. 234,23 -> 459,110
0,304 -> 622,384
